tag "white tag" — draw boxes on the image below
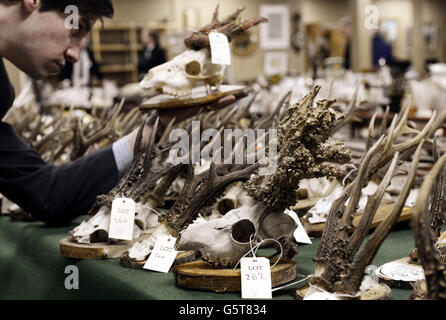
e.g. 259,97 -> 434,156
285,209 -> 312,244
209,31 -> 231,65
143,235 -> 178,273
304,292 -> 339,300
1,197 -> 11,214
376,261 -> 425,282
108,198 -> 136,241
240,257 -> 272,299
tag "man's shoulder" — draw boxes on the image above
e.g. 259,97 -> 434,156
0,59 -> 15,120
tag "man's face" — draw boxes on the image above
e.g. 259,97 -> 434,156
14,8 -> 96,79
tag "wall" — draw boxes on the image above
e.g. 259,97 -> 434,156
373,0 -> 413,61
112,0 -> 305,82
420,0 -> 446,61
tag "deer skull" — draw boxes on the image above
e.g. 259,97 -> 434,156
69,203 -> 159,244
140,48 -> 225,96
176,201 -> 297,268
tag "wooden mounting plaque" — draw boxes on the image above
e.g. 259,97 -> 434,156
295,283 -> 392,300
140,85 -> 249,110
173,259 -> 296,293
376,257 -> 425,289
120,250 -> 197,269
59,236 -> 132,259
304,203 -> 413,237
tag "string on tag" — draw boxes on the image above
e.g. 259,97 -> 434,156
232,234 -> 284,271
147,206 -> 163,217
271,274 -> 313,292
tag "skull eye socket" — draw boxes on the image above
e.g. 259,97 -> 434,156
217,199 -> 236,215
185,61 -> 201,76
231,219 -> 256,243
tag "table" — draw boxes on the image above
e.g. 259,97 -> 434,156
0,215 -> 416,300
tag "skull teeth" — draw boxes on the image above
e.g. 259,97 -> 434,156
201,251 -> 237,268
162,86 -> 191,97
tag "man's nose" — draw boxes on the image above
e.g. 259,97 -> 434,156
65,47 -> 80,63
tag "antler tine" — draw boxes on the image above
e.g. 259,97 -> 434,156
428,109 -> 446,138
331,80 -> 362,134
133,111 -> 157,155
218,106 -> 239,129
382,115 -> 397,155
220,16 -> 268,42
313,183 -> 353,266
241,91 -> 258,116
109,98 -> 126,122
158,116 -> 177,146
378,106 -> 390,137
185,6 -> 260,50
346,151 -> 399,261
429,138 -> 446,237
339,135 -> 386,232
368,111 -> 435,177
201,127 -> 224,161
393,99 -> 419,138
255,91 -> 291,129
198,5 -> 245,33
143,117 -> 159,168
344,140 -> 424,294
393,110 -> 435,153
412,149 -> 446,299
365,111 -> 377,151
211,4 -> 219,24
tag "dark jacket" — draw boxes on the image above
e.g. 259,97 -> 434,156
0,59 -> 119,226
138,44 -> 166,79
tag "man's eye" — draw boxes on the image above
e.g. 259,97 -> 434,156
71,24 -> 85,37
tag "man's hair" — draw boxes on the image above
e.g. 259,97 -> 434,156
3,0 -> 114,19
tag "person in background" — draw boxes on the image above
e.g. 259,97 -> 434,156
58,36 -> 104,86
372,31 -> 394,67
138,28 -> 166,80
339,16 -> 352,70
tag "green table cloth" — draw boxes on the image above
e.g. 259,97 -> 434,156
0,215 -> 416,300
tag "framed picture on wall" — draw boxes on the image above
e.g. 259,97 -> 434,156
259,5 -> 290,50
380,20 -> 398,45
264,52 -> 288,76
422,22 -> 438,52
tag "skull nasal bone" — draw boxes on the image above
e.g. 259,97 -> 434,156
232,219 -> 256,243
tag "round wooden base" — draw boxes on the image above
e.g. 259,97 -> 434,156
120,250 -> 197,269
173,259 -> 296,293
59,236 -> 131,259
295,283 -> 392,300
376,257 -> 425,289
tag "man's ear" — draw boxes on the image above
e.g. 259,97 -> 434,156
22,0 -> 40,15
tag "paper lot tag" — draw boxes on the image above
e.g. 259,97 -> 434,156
241,257 -> 272,299
109,198 -> 135,241
209,31 -> 231,65
143,235 -> 178,273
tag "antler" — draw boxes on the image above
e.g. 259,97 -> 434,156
184,5 -> 268,50
246,86 -> 352,212
312,139 -> 423,295
412,150 -> 446,300
88,111 -> 160,215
